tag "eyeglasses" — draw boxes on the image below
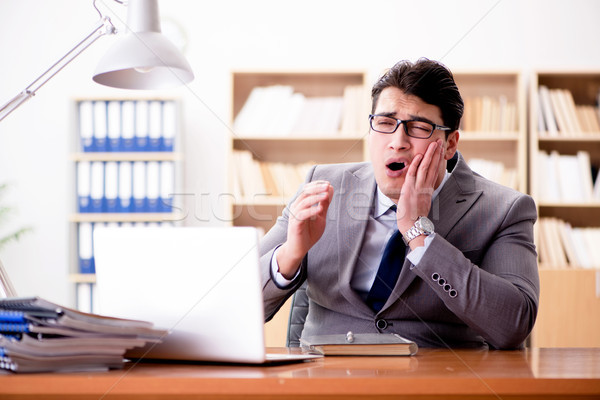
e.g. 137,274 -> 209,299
369,114 -> 451,139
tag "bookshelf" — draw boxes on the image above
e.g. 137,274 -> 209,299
529,71 -> 600,347
227,71 -> 368,346
69,98 -> 184,313
227,70 -> 530,347
453,71 -> 527,193
228,71 -> 370,233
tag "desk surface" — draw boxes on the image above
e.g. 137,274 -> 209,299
1,347 -> 599,399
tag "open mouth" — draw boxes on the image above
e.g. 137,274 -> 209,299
387,162 -> 405,172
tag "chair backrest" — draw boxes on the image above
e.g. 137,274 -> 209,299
286,282 -> 309,347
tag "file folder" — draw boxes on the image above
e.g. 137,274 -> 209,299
148,101 -> 163,151
132,161 -> 147,212
146,161 -> 160,212
159,161 -> 175,212
78,222 -> 95,274
121,101 -> 136,152
106,101 -> 121,152
118,161 -> 133,213
135,101 -> 149,152
162,101 -> 176,151
90,162 -> 105,213
93,101 -> 108,152
77,161 -> 91,213
104,161 -> 119,213
76,282 -> 93,314
78,101 -> 94,152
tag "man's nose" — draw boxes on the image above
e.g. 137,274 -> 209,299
388,127 -> 410,149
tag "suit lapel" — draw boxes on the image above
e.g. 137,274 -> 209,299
384,152 -> 482,311
336,165 -> 376,310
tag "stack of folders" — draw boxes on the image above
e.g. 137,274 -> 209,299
78,100 -> 177,153
0,297 -> 167,373
77,160 -> 175,214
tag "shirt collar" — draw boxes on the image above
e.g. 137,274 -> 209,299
374,170 -> 451,219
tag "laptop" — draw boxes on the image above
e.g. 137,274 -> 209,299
93,226 -> 321,364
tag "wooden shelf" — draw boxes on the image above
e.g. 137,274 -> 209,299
70,213 -> 184,223
233,197 -> 288,206
71,152 -> 183,162
69,274 -> 96,284
529,70 -> 600,347
458,131 -> 520,140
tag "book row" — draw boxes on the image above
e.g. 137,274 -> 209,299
78,221 -> 176,274
537,217 -> 600,269
537,150 -> 600,203
232,150 -> 519,200
77,160 -> 175,213
461,95 -> 518,133
233,84 -> 368,136
78,100 -> 177,152
537,86 -> 600,136
231,150 -> 313,200
466,158 -> 518,190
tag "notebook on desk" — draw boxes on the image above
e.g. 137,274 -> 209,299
93,226 -> 320,365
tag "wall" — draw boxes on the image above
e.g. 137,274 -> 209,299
0,0 -> 599,306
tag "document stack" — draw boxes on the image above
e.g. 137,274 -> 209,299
0,297 -> 167,373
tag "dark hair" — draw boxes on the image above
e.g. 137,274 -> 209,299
371,58 -> 464,132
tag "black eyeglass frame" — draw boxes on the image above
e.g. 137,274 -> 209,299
368,114 -> 452,139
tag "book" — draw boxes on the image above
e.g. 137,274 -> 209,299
538,86 -> 558,136
0,296 -> 166,373
300,332 -> 417,356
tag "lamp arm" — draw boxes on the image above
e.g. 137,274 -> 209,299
0,16 -> 116,122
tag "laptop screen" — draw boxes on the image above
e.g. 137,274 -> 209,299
93,226 -> 268,363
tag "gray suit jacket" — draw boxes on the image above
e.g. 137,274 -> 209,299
259,152 -> 539,349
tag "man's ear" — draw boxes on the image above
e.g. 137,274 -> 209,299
444,130 -> 459,160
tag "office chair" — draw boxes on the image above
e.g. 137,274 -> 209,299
286,282 -> 309,347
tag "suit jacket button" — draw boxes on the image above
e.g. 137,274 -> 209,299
376,319 -> 388,330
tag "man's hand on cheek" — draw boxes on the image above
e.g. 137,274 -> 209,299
396,140 -> 444,232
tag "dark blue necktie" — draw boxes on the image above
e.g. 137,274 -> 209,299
366,207 -> 406,312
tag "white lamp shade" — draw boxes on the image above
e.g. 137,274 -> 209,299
93,31 -> 194,89
93,0 -> 193,90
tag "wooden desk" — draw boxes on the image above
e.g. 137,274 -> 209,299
0,348 -> 599,399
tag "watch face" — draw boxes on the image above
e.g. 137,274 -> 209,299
417,217 -> 434,233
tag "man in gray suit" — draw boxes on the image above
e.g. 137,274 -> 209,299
259,59 -> 539,349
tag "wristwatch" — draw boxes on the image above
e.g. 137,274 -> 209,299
402,216 -> 434,245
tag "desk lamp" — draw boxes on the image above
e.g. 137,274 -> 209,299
0,0 -> 194,122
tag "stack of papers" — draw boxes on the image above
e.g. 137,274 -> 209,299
0,297 -> 167,373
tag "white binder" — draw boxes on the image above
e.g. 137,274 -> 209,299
146,161 -> 160,212
104,161 -> 119,213
135,101 -> 149,151
77,161 -> 91,212
118,161 -> 133,212
159,161 -> 175,212
106,101 -> 121,152
78,101 -> 94,152
121,101 -> 136,152
132,161 -> 147,212
89,161 -> 105,212
93,101 -> 108,152
148,101 -> 162,151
